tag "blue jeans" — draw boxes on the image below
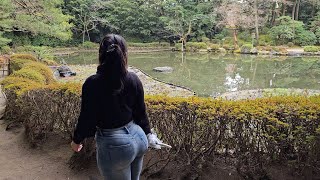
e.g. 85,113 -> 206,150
95,121 -> 148,180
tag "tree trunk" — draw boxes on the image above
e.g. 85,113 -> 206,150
233,29 -> 238,48
86,25 -> 91,42
282,1 -> 286,16
295,0 -> 301,20
311,0 -> 315,18
82,28 -> 85,44
254,0 -> 259,46
182,38 -> 187,52
292,0 -> 297,20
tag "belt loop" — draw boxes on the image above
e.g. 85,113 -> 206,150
124,126 -> 130,134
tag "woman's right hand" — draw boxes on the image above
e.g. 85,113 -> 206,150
71,141 -> 83,152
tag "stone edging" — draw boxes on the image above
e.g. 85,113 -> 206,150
128,65 -> 196,96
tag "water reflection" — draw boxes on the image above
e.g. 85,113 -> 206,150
58,52 -> 320,97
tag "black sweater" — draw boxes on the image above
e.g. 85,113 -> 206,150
72,68 -> 151,144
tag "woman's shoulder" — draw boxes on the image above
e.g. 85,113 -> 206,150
126,71 -> 141,83
83,74 -> 100,86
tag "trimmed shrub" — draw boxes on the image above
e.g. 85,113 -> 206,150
12,68 -> 46,84
23,62 -> 55,84
287,42 -> 294,47
1,76 -> 43,95
0,77 -> 43,122
174,43 -> 182,51
7,84 -> 320,178
304,46 -> 319,52
10,58 -> 34,73
295,30 -> 317,46
186,42 -> 207,51
10,54 -> 37,61
208,43 -> 220,51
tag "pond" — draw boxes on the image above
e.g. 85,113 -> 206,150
56,52 -> 320,97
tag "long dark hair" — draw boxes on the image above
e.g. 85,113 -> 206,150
98,34 -> 128,93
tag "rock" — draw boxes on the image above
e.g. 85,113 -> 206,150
287,51 -> 303,56
153,66 -> 173,73
250,47 -> 258,54
219,48 -> 227,53
199,49 -> 208,53
258,51 -> 270,55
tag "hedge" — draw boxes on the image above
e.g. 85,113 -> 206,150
11,68 -> 46,84
1,54 -> 55,122
10,54 -> 37,61
304,46 -> 319,52
10,58 -> 34,73
23,62 -> 56,84
3,81 -> 320,178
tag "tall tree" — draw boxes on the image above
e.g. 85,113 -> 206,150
216,1 -> 254,48
3,0 -> 72,40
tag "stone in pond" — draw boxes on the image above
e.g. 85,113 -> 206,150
153,66 -> 173,73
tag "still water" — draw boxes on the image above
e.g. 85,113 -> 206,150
57,52 -> 320,97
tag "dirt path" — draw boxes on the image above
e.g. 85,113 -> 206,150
0,120 -> 103,180
0,87 -> 102,180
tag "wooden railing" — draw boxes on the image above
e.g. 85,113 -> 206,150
0,55 -> 10,78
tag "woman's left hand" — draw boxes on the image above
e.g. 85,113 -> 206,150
71,141 -> 83,152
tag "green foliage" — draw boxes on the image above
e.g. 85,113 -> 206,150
28,46 -> 54,61
269,16 -> 303,45
127,42 -> 170,48
0,0 -> 72,45
79,41 -> 99,49
31,34 -> 65,47
0,45 -> 11,54
238,31 -> 251,41
186,42 -> 207,51
259,34 -> 273,45
287,42 -> 294,47
0,32 -> 11,47
304,46 -> 319,52
269,16 -> 317,46
294,31 -> 317,46
315,29 -> 320,44
12,68 -> 46,84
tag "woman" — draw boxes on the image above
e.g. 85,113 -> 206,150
70,34 -> 161,179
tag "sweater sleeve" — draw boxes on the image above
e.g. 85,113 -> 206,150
72,78 -> 97,144
132,75 -> 151,135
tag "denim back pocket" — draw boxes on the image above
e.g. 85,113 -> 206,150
96,136 -> 135,171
